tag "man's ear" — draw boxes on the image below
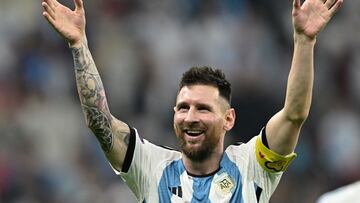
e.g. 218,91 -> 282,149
224,108 -> 236,131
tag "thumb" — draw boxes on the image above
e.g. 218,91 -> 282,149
74,0 -> 83,11
292,0 -> 301,16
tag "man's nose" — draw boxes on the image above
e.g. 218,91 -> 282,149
184,108 -> 199,123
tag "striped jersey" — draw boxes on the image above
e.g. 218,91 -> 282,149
112,128 -> 283,203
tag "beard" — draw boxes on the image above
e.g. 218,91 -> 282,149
176,127 -> 221,162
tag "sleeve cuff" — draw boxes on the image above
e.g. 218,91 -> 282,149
121,126 -> 136,173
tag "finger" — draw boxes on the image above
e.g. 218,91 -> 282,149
329,0 -> 343,16
43,11 -> 56,27
45,0 -> 60,9
293,0 -> 301,9
324,0 -> 336,9
292,0 -> 301,16
44,0 -> 54,8
74,0 -> 83,11
42,2 -> 56,19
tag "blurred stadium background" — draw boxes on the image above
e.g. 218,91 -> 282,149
0,0 -> 359,202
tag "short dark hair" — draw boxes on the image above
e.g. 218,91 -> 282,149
179,66 -> 232,104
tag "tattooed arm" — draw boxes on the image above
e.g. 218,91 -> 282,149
42,0 -> 130,171
72,41 -> 130,170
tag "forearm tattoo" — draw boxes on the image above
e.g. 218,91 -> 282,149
72,43 -> 113,153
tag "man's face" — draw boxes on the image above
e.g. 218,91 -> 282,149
173,85 -> 235,162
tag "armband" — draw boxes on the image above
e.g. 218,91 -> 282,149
255,136 -> 297,173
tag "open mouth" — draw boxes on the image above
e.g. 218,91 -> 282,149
184,130 -> 204,137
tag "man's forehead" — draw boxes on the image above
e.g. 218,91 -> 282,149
176,85 -> 230,111
176,85 -> 221,104
178,85 -> 219,97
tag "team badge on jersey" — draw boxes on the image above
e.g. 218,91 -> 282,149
213,172 -> 235,196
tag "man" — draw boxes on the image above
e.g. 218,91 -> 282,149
41,0 -> 342,202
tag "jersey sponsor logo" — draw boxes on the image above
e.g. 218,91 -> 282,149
168,186 -> 183,198
214,172 -> 235,196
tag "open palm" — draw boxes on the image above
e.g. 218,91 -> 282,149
292,0 -> 343,39
42,0 -> 85,47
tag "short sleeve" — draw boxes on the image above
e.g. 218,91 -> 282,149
107,128 -> 147,201
110,128 -> 181,202
225,128 -> 291,202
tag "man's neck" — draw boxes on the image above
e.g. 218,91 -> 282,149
182,151 -> 223,176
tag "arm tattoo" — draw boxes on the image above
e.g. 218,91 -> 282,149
82,105 -> 113,152
71,42 -> 114,153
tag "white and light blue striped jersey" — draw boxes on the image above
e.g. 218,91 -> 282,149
112,128 -> 283,203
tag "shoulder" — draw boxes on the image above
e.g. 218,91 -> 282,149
225,136 -> 257,154
224,136 -> 257,165
132,131 -> 181,161
124,127 -> 182,170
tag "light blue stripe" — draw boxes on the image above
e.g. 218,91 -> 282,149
190,176 -> 213,203
158,159 -> 185,203
219,153 -> 244,203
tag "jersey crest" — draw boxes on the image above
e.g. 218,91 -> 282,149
214,172 -> 236,196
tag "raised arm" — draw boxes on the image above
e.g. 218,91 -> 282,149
265,0 -> 343,155
42,0 -> 130,171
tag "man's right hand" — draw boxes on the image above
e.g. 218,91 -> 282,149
42,0 -> 86,48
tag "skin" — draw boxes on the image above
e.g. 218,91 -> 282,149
42,0 -> 343,175
266,0 -> 343,155
42,0 -> 129,171
174,85 -> 235,175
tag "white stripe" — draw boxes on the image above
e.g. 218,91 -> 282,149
209,173 -> 233,203
177,171 -> 193,202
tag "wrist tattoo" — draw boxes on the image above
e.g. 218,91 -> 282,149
72,43 -> 94,72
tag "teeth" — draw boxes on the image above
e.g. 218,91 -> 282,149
187,130 -> 202,134
184,130 -> 204,137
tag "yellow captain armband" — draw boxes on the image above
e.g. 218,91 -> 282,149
255,136 -> 297,173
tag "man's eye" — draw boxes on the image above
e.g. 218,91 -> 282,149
177,106 -> 189,111
198,107 -> 210,112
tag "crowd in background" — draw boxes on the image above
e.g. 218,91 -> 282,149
0,0 -> 359,202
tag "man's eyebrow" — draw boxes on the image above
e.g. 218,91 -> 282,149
175,101 -> 188,108
175,101 -> 214,110
196,103 -> 213,110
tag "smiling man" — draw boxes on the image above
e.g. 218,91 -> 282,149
41,0 -> 343,202
174,69 -> 235,173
